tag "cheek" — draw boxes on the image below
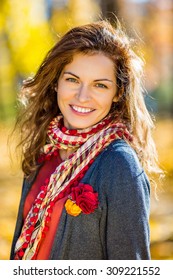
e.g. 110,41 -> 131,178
57,84 -> 68,102
57,81 -> 73,97
57,82 -> 63,95
98,96 -> 114,110
58,91 -> 71,105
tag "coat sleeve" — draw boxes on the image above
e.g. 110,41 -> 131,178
97,141 -> 150,260
10,175 -> 36,259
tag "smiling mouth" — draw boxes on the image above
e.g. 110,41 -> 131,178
70,105 -> 95,114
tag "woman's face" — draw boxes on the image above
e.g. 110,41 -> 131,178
56,52 -> 117,129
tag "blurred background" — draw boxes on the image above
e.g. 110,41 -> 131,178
0,0 -> 173,260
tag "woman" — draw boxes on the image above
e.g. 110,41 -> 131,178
10,20 -> 161,260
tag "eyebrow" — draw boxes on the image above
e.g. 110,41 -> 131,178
94,79 -> 113,83
63,71 -> 114,83
63,71 -> 79,79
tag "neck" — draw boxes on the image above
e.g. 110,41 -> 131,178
59,148 -> 76,161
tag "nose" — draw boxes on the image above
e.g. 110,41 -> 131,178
76,84 -> 91,102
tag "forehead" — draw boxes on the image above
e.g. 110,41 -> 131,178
62,52 -> 116,78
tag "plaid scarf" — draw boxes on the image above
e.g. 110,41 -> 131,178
14,114 -> 132,260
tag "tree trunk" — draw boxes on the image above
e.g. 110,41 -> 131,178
99,0 -> 120,22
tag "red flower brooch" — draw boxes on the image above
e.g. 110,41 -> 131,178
65,183 -> 99,216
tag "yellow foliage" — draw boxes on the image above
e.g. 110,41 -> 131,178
153,119 -> 173,175
1,0 -> 54,75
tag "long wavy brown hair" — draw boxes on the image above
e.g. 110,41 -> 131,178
15,19 -> 163,183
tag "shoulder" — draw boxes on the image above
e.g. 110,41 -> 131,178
89,139 -> 150,198
97,139 -> 143,179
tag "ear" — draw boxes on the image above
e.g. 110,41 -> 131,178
112,95 -> 118,102
54,86 -> 58,92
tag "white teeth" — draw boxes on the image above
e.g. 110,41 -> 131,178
72,105 -> 93,113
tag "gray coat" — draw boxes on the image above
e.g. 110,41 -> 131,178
10,139 -> 150,260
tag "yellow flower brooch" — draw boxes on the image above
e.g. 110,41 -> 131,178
65,183 -> 99,216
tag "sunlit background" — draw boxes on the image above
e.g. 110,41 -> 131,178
0,0 -> 173,260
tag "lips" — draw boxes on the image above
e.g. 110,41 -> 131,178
70,105 -> 95,114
